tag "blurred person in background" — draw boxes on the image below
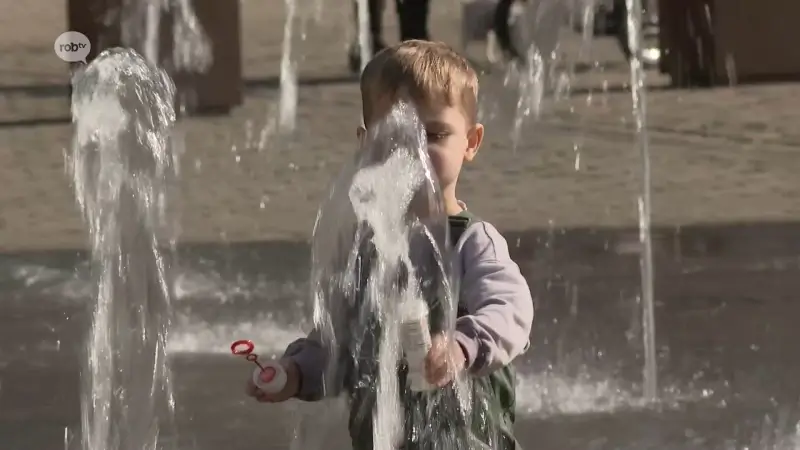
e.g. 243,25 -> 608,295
348,0 -> 431,72
493,0 -> 525,61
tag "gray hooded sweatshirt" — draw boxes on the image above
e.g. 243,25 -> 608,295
283,215 -> 534,400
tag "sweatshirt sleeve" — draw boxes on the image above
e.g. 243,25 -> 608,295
282,329 -> 327,401
284,227 -> 374,401
453,221 -> 534,377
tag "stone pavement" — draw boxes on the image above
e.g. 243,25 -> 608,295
1,0 -> 800,252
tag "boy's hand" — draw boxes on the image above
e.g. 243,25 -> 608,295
244,358 -> 301,403
424,333 -> 466,387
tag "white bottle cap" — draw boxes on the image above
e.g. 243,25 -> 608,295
252,362 -> 288,394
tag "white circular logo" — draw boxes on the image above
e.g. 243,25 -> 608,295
54,31 -> 91,63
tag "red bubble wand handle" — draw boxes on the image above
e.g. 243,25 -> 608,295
231,340 -> 287,394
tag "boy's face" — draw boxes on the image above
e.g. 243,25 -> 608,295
359,101 -> 484,190
417,103 -> 483,190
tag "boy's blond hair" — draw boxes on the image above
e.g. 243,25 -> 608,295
360,40 -> 479,126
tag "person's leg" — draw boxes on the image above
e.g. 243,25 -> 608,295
395,0 -> 431,41
369,0 -> 387,50
352,0 -> 387,50
493,0 -> 520,60
611,0 -> 632,59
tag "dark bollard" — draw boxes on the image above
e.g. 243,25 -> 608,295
67,0 -> 243,114
659,0 -> 800,87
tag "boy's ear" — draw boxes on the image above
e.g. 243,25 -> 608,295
465,123 -> 484,162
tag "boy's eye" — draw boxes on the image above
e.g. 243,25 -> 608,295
427,132 -> 448,141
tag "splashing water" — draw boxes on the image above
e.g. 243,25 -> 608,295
504,0 -> 566,150
347,129 -> 444,450
494,0 -> 661,405
306,102 -> 503,449
625,0 -> 657,401
68,48 -> 179,450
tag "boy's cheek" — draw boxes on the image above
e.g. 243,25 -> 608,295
426,147 -> 444,167
427,149 -> 458,184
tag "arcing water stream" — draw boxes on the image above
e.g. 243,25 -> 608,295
68,2 -> 213,447
308,102 -> 475,449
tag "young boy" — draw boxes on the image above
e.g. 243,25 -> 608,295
246,40 -> 534,449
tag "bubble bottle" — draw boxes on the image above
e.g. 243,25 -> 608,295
231,340 -> 288,394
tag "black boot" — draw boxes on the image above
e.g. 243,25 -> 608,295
610,0 -> 632,60
493,0 -> 521,60
396,0 -> 430,41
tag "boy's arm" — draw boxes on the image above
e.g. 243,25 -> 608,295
285,225 -> 372,401
454,222 -> 534,377
282,329 -> 327,401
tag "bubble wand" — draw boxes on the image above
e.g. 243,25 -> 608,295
231,340 -> 287,394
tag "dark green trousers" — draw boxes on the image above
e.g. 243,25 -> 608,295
348,365 -> 519,450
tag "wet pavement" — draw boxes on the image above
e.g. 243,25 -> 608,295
2,0 -> 800,448
2,221 -> 800,449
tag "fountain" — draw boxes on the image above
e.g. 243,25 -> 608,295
305,102 -> 497,449
278,0 -> 299,132
624,0 -> 658,402
62,2 -> 213,447
68,48 -> 180,450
